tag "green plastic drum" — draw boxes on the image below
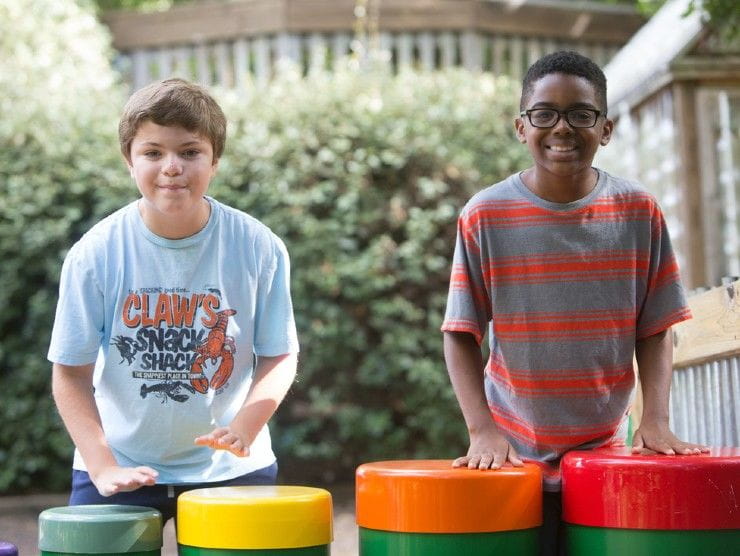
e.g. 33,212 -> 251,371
567,525 -> 740,556
38,505 -> 162,555
359,527 -> 538,555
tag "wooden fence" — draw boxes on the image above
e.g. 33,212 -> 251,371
102,0 -> 645,90
669,279 -> 740,446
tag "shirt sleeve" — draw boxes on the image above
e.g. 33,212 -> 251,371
441,208 -> 492,344
253,235 -> 299,356
636,203 -> 692,339
47,242 -> 105,365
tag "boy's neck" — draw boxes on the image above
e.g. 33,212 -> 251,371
521,167 -> 598,204
138,197 -> 212,240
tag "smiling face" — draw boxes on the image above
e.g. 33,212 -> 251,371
127,120 -> 218,238
515,72 -> 613,201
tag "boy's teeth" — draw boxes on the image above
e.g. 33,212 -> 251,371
550,145 -> 575,152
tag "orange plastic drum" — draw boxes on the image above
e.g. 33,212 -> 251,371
356,460 -> 542,534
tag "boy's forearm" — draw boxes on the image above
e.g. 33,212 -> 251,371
229,353 -> 298,445
635,328 -> 673,424
52,363 -> 119,476
443,331 -> 499,435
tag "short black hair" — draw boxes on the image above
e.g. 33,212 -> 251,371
520,50 -> 607,112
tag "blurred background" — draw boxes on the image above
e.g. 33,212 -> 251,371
0,0 -> 738,551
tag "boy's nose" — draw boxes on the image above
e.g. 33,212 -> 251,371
162,156 -> 183,176
552,115 -> 575,134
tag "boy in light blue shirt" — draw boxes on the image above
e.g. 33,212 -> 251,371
48,78 -> 299,523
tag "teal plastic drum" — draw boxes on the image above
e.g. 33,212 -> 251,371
38,505 -> 162,555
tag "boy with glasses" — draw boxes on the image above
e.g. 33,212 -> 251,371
441,51 -> 707,555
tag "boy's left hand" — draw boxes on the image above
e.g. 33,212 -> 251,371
194,427 -> 250,457
632,420 -> 708,455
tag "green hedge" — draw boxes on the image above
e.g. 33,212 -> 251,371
214,68 -> 528,483
0,0 -> 131,491
0,0 -> 529,492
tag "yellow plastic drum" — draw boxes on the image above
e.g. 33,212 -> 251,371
177,486 -> 333,555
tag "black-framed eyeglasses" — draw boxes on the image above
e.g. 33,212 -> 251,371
520,108 -> 605,128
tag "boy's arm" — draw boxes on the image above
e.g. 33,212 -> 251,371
633,328 -> 708,455
444,331 -> 523,469
52,363 -> 158,495
195,352 -> 298,456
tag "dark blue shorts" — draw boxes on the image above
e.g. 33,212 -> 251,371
69,462 -> 278,524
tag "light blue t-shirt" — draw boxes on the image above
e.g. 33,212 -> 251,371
48,197 -> 299,483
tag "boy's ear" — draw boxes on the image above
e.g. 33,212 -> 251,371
514,117 -> 527,144
210,158 -> 219,177
600,117 -> 614,146
123,154 -> 134,177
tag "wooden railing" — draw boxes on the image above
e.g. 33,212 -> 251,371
102,0 -> 645,90
669,279 -> 740,446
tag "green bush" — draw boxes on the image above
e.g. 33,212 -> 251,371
0,0 -> 528,489
212,66 -> 529,482
0,0 -> 130,492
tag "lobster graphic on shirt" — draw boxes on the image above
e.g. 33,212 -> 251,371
189,309 -> 237,393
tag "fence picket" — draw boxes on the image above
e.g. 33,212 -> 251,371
120,30 -> 627,90
214,41 -> 231,88
233,39 -> 250,89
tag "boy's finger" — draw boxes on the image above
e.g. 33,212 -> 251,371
135,466 -> 159,478
217,434 -> 232,445
479,454 -> 494,469
452,457 -> 468,468
648,440 -> 675,455
133,474 -> 155,486
508,449 -> 524,467
641,441 -> 673,455
227,438 -> 240,449
678,442 -> 709,454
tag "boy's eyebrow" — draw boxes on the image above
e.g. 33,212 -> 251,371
138,140 -> 206,147
527,101 -> 599,110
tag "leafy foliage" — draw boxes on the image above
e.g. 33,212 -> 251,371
0,0 -> 131,492
0,0 -> 528,491
686,0 -> 739,39
601,0 -> 738,38
211,66 -> 528,482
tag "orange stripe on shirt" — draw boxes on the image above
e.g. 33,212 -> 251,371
489,407 -> 623,448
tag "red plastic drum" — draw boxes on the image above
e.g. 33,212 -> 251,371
562,447 -> 740,530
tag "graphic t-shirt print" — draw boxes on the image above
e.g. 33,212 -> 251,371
111,287 -> 237,403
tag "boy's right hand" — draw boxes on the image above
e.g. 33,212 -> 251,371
453,428 -> 523,470
90,465 -> 158,497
